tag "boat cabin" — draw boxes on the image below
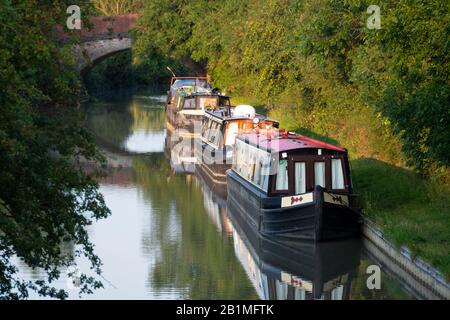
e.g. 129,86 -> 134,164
167,76 -> 212,104
173,92 -> 231,114
232,130 -> 352,196
202,105 -> 279,151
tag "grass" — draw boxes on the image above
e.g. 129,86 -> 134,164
351,158 -> 450,279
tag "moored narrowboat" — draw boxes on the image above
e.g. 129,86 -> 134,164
227,130 -> 361,241
165,76 -> 231,135
195,105 -> 278,197
165,76 -> 212,106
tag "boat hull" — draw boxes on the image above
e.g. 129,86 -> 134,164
166,103 -> 203,135
196,162 -> 228,199
194,139 -> 232,198
227,170 -> 361,242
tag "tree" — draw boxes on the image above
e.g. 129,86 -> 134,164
0,1 -> 110,299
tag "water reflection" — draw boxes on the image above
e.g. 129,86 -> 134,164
195,147 -> 413,300
16,91 -> 415,299
227,210 -> 361,300
86,92 -> 257,299
86,95 -> 167,154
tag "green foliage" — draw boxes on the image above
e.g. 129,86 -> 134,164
134,0 -> 449,174
351,0 -> 450,171
0,1 -> 110,299
84,51 -> 136,94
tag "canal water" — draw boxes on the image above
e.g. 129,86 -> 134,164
20,91 -> 414,299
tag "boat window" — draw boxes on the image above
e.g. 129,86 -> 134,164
331,158 -> 345,189
331,285 -> 344,300
241,146 -> 248,178
225,122 -> 239,146
233,140 -> 241,172
275,160 -> 289,191
174,95 -> 184,110
294,162 -> 306,194
236,140 -> 247,175
294,288 -> 306,300
208,122 -> 222,146
199,96 -> 217,109
260,155 -> 270,191
253,157 -> 261,185
275,280 -> 288,300
183,97 -> 196,109
248,149 -> 256,181
220,97 -> 231,106
202,118 -> 211,137
314,162 -> 326,187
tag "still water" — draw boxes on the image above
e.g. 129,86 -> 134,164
21,91 -> 414,299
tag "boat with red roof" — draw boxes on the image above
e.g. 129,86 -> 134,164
227,129 -> 361,241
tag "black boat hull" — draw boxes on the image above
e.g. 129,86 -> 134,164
227,170 -> 361,242
194,139 -> 233,198
227,199 -> 362,299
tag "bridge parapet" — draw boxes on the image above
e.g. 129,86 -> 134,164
55,14 -> 138,73
55,14 -> 138,42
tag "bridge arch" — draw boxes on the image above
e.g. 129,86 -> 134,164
55,14 -> 138,74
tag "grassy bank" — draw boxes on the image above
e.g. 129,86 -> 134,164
352,159 -> 450,279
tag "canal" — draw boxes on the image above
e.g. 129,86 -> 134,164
20,91 -> 414,299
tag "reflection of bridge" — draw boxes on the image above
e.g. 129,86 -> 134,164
55,14 -> 138,73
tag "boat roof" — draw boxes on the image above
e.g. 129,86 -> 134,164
170,76 -> 208,85
184,92 -> 230,99
237,130 -> 346,153
205,107 -> 278,123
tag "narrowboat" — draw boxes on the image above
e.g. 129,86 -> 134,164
165,76 -> 231,135
227,200 -> 361,299
195,105 -> 278,198
227,130 -> 361,242
165,76 -> 211,106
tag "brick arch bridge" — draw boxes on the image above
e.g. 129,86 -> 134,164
55,14 -> 138,74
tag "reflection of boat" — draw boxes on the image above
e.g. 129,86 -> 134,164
195,173 -> 232,235
165,120 -> 197,174
227,129 -> 361,241
196,105 -> 278,196
165,76 -> 231,135
227,201 -> 362,300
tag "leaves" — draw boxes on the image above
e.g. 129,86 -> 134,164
134,0 -> 449,173
0,1 -> 110,299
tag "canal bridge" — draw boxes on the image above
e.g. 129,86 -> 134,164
55,14 -> 138,74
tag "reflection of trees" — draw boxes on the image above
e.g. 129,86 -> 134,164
129,98 -> 166,132
86,96 -> 166,152
131,156 -> 258,299
86,102 -> 134,150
